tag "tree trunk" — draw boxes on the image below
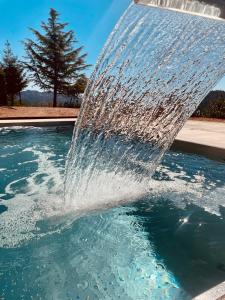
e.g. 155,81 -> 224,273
0,95 -> 7,106
10,94 -> 14,106
19,92 -> 22,105
53,85 -> 57,107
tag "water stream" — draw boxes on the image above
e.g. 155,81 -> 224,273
65,2 -> 225,214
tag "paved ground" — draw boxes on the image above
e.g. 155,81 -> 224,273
172,119 -> 225,161
0,106 -> 79,119
177,119 -> 225,149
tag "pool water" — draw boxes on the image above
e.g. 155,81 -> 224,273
0,126 -> 225,299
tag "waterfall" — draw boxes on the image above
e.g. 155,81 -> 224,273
65,2 -> 225,214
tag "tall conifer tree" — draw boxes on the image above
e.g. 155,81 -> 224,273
24,9 -> 89,107
2,41 -> 27,106
0,68 -> 7,106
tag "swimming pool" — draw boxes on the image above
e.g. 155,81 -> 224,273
0,126 -> 225,299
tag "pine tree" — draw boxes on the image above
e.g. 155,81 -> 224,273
0,68 -> 7,106
24,8 -> 89,107
2,41 -> 28,106
64,75 -> 88,107
66,75 -> 88,97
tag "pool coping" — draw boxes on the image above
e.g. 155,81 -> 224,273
171,139 -> 225,162
0,118 -> 76,127
193,281 -> 225,300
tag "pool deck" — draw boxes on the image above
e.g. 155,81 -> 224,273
172,119 -> 225,162
0,117 -> 225,162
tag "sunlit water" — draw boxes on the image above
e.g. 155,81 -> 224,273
1,127 -> 225,299
65,3 -> 225,213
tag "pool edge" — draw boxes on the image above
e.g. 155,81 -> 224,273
0,118 -> 76,127
193,281 -> 225,300
0,118 -> 225,163
171,139 -> 225,162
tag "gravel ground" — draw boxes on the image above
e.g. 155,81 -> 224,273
0,106 -> 79,119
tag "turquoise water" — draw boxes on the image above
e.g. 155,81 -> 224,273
0,127 -> 225,299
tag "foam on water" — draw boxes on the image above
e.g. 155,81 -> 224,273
0,145 -> 66,247
0,202 -> 189,299
1,129 -> 224,248
65,3 -> 225,213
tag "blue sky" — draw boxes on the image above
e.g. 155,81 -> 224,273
0,0 -> 130,75
0,0 -> 224,90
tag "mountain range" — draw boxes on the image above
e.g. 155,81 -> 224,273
19,90 -> 82,107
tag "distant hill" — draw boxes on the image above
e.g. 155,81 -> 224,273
19,90 -> 82,107
19,89 -> 225,119
194,90 -> 225,119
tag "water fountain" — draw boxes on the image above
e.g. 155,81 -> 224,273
65,0 -> 225,214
